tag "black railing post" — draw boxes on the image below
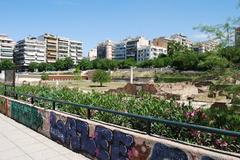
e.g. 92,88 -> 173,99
87,109 -> 91,119
31,96 -> 34,104
15,93 -> 18,100
52,101 -> 56,110
147,120 -> 151,135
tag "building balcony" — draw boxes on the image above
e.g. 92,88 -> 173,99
47,48 -> 57,52
1,43 -> 14,47
1,52 -> 13,56
25,52 -> 36,56
47,39 -> 57,43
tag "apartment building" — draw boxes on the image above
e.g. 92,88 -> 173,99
235,27 -> 240,47
137,45 -> 167,62
69,40 -> 83,64
38,33 -> 57,63
126,36 -> 149,60
14,37 -> 46,70
193,40 -> 219,53
152,37 -> 170,48
88,48 -> 97,61
38,33 -> 83,64
113,40 -> 128,60
170,33 -> 193,48
0,35 -> 15,61
57,37 -> 69,59
97,40 -> 114,59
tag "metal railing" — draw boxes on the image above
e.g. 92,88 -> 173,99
2,84 -> 240,137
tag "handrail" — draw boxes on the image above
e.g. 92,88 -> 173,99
2,85 -> 240,137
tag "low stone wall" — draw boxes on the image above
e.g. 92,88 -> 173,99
0,95 -> 239,160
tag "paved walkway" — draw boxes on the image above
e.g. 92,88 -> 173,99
0,114 -> 90,160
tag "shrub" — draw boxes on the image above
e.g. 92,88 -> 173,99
1,84 -> 238,153
41,73 -> 49,80
28,62 -> 38,72
92,70 -> 111,87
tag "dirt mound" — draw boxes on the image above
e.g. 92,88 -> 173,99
108,83 -> 157,95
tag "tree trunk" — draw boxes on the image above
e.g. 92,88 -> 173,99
100,82 -> 102,87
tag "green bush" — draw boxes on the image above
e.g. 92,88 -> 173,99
41,73 -> 49,80
2,84 -> 239,153
92,70 -> 111,86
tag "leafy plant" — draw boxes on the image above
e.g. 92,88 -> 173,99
41,73 -> 49,80
2,84 -> 239,153
92,70 -> 111,87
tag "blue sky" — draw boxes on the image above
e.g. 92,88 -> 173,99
1,0 -> 239,56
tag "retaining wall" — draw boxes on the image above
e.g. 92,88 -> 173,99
0,95 -> 239,160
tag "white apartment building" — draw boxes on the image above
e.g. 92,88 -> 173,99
193,40 -> 219,53
126,36 -> 149,60
38,33 -> 83,64
0,35 -> 15,61
88,48 -> 97,61
14,37 -> 46,70
69,40 -> 83,64
58,37 -> 69,59
137,45 -> 167,62
170,33 -> 193,48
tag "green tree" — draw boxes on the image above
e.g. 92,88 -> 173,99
137,60 -> 153,68
54,58 -> 74,71
78,58 -> 93,70
92,59 -> 102,69
0,60 -> 15,70
153,57 -> 172,68
38,63 -> 47,72
194,23 -> 235,47
46,63 -> 55,71
28,62 -> 39,72
118,58 -> 136,69
167,40 -> 188,56
219,46 -> 240,64
74,67 -> 82,80
54,59 -> 65,71
194,1 -> 240,47
105,59 -> 118,70
172,51 -> 199,70
64,57 -> 74,70
92,69 -> 111,87
198,53 -> 230,70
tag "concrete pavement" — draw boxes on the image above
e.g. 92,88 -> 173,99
0,113 -> 90,160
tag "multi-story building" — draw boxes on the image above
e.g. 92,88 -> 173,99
193,40 -> 219,53
152,37 -> 171,49
97,40 -> 114,60
235,27 -> 240,47
113,40 -> 128,60
88,48 -> 97,61
39,33 -> 83,64
38,33 -> 58,63
137,45 -> 167,62
126,36 -> 149,60
69,40 -> 83,64
57,37 -> 69,59
0,35 -> 15,61
14,37 -> 46,70
170,33 -> 193,48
